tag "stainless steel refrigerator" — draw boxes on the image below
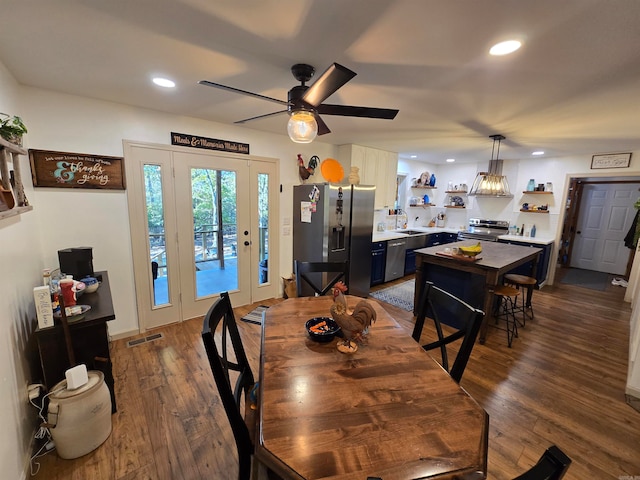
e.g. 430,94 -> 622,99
293,183 -> 375,298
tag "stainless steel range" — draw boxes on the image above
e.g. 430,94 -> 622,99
457,218 -> 509,242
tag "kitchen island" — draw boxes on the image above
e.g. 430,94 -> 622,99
414,241 -> 542,343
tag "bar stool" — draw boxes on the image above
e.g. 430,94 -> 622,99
492,285 -> 519,347
504,273 -> 537,327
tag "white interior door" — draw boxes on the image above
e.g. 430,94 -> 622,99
572,183 -> 639,274
125,141 -> 279,331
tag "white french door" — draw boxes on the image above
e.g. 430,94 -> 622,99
125,141 -> 279,331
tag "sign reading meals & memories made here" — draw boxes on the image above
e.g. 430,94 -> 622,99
170,132 -> 250,154
29,149 -> 126,189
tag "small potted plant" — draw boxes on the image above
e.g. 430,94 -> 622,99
0,113 -> 28,146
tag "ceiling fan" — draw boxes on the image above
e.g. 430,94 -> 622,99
199,63 -> 399,143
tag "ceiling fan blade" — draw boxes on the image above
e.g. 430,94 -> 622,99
199,80 -> 289,106
315,115 -> 331,136
234,110 -> 288,124
317,103 -> 399,120
301,63 -> 356,107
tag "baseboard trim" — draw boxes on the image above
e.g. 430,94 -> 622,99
626,393 -> 640,413
109,328 -> 141,341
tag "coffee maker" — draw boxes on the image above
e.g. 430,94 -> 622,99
58,247 -> 94,280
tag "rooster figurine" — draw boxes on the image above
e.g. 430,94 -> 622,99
330,281 -> 377,353
298,154 -> 319,181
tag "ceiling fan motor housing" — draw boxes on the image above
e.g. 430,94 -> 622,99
290,64 -> 315,84
288,84 -> 314,114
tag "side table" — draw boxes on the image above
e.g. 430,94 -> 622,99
34,271 -> 117,412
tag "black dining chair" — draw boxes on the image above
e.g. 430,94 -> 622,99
412,281 -> 485,383
201,292 -> 260,480
294,260 -> 349,297
513,445 -> 572,480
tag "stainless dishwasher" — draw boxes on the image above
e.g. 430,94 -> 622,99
384,239 -> 407,282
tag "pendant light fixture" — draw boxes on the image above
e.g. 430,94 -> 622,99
468,134 -> 513,197
287,110 -> 318,143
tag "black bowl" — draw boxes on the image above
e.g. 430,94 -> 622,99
305,317 -> 341,343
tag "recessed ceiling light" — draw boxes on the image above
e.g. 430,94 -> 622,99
152,77 -> 176,88
532,151 -> 545,156
410,155 -> 417,159
489,40 -> 522,56
446,158 -> 455,163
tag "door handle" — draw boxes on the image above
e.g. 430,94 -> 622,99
244,241 -> 251,246
576,231 -> 581,234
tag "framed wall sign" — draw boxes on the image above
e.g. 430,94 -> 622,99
29,149 -> 126,189
171,132 -> 249,154
591,152 -> 632,169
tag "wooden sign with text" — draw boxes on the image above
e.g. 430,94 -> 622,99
171,132 -> 250,154
29,149 -> 126,189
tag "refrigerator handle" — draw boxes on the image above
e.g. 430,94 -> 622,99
331,225 -> 345,252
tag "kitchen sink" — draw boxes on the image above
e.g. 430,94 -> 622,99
397,230 -> 426,235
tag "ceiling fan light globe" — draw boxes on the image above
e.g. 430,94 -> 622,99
287,111 -> 318,143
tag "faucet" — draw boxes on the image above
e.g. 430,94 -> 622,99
414,216 -> 420,226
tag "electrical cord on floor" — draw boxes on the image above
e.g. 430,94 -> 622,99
28,387 -> 65,476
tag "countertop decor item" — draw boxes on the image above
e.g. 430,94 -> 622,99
330,281 -> 377,353
348,166 -> 360,184
0,112 -> 27,145
527,179 -> 536,191
320,158 -> 344,182
305,317 -> 341,342
297,154 -> 318,181
457,242 -> 483,257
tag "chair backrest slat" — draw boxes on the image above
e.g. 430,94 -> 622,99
201,292 -> 255,480
412,280 -> 484,383
294,260 -> 349,297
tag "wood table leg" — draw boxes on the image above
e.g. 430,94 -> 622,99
414,257 -> 425,315
479,272 -> 500,344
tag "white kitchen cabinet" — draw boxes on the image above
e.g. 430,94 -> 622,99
339,144 -> 398,210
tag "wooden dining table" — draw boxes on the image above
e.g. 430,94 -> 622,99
256,295 -> 489,480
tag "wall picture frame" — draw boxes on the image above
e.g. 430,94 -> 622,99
29,149 -> 126,189
590,152 -> 632,169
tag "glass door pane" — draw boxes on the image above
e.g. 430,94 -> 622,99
249,159 -> 279,303
190,168 -> 239,298
144,164 -> 169,307
258,173 -> 269,285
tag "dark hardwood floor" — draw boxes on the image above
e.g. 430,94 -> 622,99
33,269 -> 640,479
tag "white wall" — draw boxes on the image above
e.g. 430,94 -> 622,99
0,61 -> 45,480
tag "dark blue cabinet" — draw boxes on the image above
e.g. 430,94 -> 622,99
442,232 -> 459,244
497,239 -> 553,286
426,232 -> 458,247
426,233 -> 442,247
371,241 -> 386,286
